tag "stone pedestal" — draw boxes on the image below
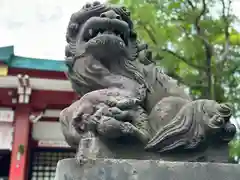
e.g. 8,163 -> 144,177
54,158 -> 240,180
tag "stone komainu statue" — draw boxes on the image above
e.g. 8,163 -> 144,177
60,2 -> 236,163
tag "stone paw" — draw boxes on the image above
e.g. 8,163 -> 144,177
107,107 -> 130,121
83,116 -> 99,131
116,98 -> 141,109
120,122 -> 136,134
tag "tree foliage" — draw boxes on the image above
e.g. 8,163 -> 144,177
109,0 -> 240,161
109,0 -> 240,116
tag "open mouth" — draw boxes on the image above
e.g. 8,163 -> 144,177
80,17 -> 130,46
87,29 -> 128,45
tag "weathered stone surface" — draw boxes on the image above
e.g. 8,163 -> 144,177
54,158 -> 240,180
61,2 -> 236,162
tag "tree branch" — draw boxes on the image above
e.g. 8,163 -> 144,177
192,0 -> 212,60
228,63 -> 240,74
193,0 -> 213,99
138,20 -> 206,71
161,48 -> 206,70
138,21 -> 158,45
167,71 -> 186,85
218,0 -> 232,66
186,0 -> 195,9
167,71 -> 207,88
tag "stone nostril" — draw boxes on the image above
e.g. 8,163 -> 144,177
116,15 -> 121,20
100,13 -> 107,18
100,10 -> 121,20
100,14 -> 107,18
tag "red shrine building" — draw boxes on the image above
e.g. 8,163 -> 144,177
0,46 -> 78,180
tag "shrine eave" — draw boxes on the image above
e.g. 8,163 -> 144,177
0,45 -> 67,72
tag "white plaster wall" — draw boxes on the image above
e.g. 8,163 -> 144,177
0,123 -> 13,150
32,121 -> 65,141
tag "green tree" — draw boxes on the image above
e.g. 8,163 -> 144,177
109,0 -> 240,116
109,0 -> 240,162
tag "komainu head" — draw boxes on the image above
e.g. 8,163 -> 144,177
65,2 -> 141,67
64,2 -> 149,95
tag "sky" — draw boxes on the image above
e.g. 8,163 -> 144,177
0,0 -> 240,60
0,0 -> 106,59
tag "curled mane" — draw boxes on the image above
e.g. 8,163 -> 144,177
116,57 -> 150,89
64,4 -> 150,95
66,54 -> 111,96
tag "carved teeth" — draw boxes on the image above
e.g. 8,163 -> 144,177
86,28 -> 128,45
80,123 -> 85,130
89,29 -> 93,37
119,42 -> 124,47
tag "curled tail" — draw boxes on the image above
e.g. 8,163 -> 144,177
145,97 -> 203,152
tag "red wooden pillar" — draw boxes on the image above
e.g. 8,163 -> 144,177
9,105 -> 31,180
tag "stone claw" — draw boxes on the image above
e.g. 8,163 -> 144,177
83,116 -> 99,131
72,113 -> 81,121
72,113 -> 95,133
106,107 -> 129,121
76,154 -> 88,166
72,116 -> 84,132
105,99 -> 118,107
120,122 -> 136,134
108,107 -> 122,114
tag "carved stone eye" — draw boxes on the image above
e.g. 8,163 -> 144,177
93,1 -> 100,6
69,23 -> 79,34
85,3 -> 91,8
82,3 -> 92,10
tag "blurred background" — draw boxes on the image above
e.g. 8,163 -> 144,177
0,0 -> 240,179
